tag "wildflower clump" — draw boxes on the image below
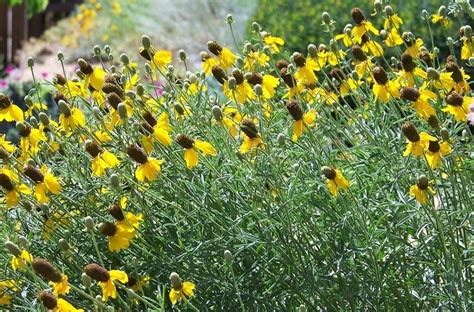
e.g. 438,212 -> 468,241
0,2 -> 473,310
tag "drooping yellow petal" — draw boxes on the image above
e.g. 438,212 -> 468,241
184,148 -> 199,169
194,140 -> 217,156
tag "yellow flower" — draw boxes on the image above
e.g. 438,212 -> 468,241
335,32 -> 353,47
384,27 -> 403,47
263,34 -> 284,53
176,134 -> 217,169
221,107 -> 242,137
425,139 -> 451,169
85,140 -> 120,177
405,38 -> 423,58
11,250 -> 32,271
89,67 -> 107,91
286,101 -> 316,142
23,165 -> 61,204
223,75 -> 255,104
352,21 -> 379,44
0,280 -> 17,305
152,50 -> 172,72
362,40 -> 383,57
0,93 -> 23,122
402,124 -> 436,158
293,53 -> 318,85
0,134 -> 16,153
431,14 -> 449,27
239,119 -> 264,154
51,275 -> 70,296
244,51 -> 269,70
460,36 -> 473,60
384,14 -> 403,29
127,144 -> 163,182
18,123 -> 47,157
0,168 -> 31,207
38,291 -> 84,312
59,107 -> 86,132
400,87 -> 437,119
25,102 -> 47,118
127,276 -> 150,292
372,67 -> 400,103
169,273 -> 195,305
100,221 -> 135,252
201,52 -> 220,76
322,167 -> 349,197
443,92 -> 472,122
85,264 -> 128,301
409,177 -> 435,205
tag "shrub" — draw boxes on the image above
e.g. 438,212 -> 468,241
0,2 -> 473,311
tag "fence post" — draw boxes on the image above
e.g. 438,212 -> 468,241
0,3 -> 7,67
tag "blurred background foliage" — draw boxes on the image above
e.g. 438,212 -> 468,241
247,0 -> 471,58
5,0 -> 49,16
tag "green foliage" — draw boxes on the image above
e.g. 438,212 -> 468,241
5,0 -> 49,15
248,0 -> 461,53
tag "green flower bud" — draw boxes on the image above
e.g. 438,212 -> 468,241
58,100 -> 71,116
440,128 -> 450,141
226,14 -> 234,24
24,95 -> 33,106
29,116 -> 38,128
322,12 -> 332,25
224,250 -> 233,263
464,25 -> 472,38
252,22 -> 261,32
57,51 -> 64,61
82,273 -> 91,289
307,44 -> 318,58
277,133 -> 286,145
438,5 -> 447,16
110,174 -> 120,189
58,238 -> 70,251
117,103 -> 128,119
179,49 -> 187,62
254,84 -> 263,96
104,45 -> 111,54
18,236 -> 28,249
27,56 -> 35,67
142,35 -> 151,49
84,216 -> 95,231
228,77 -> 237,90
120,53 -> 130,65
93,45 -> 101,56
384,5 -> 394,16
39,112 -> 50,126
212,105 -> 223,121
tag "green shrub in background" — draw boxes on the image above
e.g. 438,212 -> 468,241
247,0 -> 470,57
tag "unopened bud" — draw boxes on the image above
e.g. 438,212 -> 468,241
58,100 -> 71,116
93,45 -> 101,56
226,14 -> 234,24
39,112 -> 50,126
58,239 -> 70,251
307,44 -> 318,58
322,12 -> 332,25
110,174 -> 120,189
384,5 -> 394,16
179,49 -> 187,62
224,250 -> 233,263
141,35 -> 151,49
463,25 -> 472,38
254,84 -> 263,96
117,103 -> 128,119
228,77 -> 237,90
427,67 -> 440,80
104,45 -> 111,54
252,22 -> 261,32
27,57 -> 35,67
120,53 -> 129,65
170,272 -> 182,289
84,216 -> 94,231
440,128 -> 450,141
277,133 -> 286,145
212,105 -> 223,121
82,273 -> 91,289
18,236 -> 28,249
5,241 -> 21,256
57,51 -> 64,61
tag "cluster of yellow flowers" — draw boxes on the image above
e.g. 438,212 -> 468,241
0,3 -> 473,310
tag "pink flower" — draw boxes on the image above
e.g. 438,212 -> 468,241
5,66 -> 14,74
155,81 -> 164,96
468,100 -> 474,126
41,72 -> 49,79
0,80 -> 7,88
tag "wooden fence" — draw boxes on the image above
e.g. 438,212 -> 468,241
0,0 -> 82,67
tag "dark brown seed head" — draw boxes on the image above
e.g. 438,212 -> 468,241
99,222 -> 117,237
211,66 -> 228,84
126,277 -> 137,287
428,140 -> 440,153
85,140 -> 103,157
54,74 -> 67,86
276,59 -> 289,70
85,263 -> 110,282
38,291 -> 57,309
401,121 -> 420,142
416,176 -> 429,190
78,61 -> 93,75
293,53 -> 306,67
105,73 -> 122,86
109,204 -> 125,221
445,62 -> 463,83
240,119 -> 259,138
351,45 -> 367,62
23,165 -> 44,183
127,144 -> 148,164
286,100 -> 303,121
208,41 -> 223,56
427,116 -> 440,130
400,87 -> 420,102
330,68 -> 346,82
247,72 -> 263,85
201,52 -> 212,62
446,92 -> 463,106
18,123 -> 32,137
53,92 -> 68,105
401,53 -> 416,72
372,66 -> 388,85
280,68 -> 295,88
32,258 -> 62,283
321,166 -> 337,180
360,33 -> 370,45
139,46 -> 155,61
102,82 -> 124,95
232,70 -> 244,85
0,173 -> 14,191
140,122 -> 154,135
351,8 -> 366,25
107,92 -> 122,110
176,134 -> 195,149
0,93 -> 11,109
419,51 -> 433,67
143,111 -> 157,127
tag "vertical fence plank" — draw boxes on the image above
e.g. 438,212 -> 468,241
0,4 -> 8,67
